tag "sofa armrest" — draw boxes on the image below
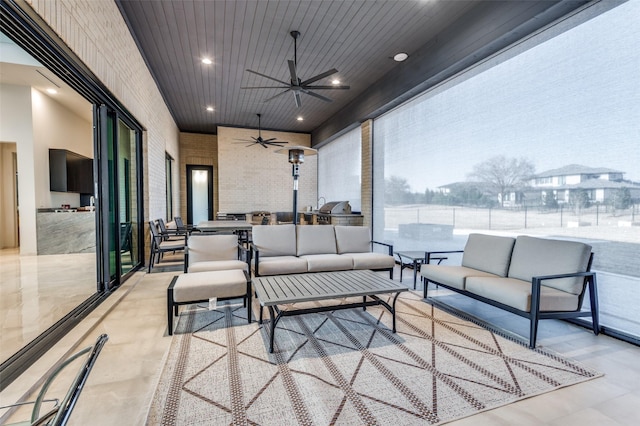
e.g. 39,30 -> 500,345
372,240 -> 393,256
238,243 -> 252,267
425,250 -> 463,261
530,271 -> 597,314
250,242 -> 261,276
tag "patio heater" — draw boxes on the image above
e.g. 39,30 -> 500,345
276,146 -> 317,225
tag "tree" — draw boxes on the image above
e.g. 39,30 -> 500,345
542,190 -> 558,209
611,187 -> 632,216
569,189 -> 591,214
612,187 -> 632,211
467,156 -> 535,207
385,176 -> 412,205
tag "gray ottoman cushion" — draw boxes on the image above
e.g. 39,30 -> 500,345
173,270 -> 247,302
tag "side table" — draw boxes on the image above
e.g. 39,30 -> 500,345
395,251 -> 447,289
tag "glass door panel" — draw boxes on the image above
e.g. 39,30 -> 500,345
117,120 -> 139,274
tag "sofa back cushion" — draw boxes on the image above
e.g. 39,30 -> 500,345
297,225 -> 337,255
461,234 -> 515,277
252,224 -> 297,257
508,235 -> 591,295
188,234 -> 238,265
334,226 -> 371,254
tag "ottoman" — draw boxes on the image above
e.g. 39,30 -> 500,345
167,269 -> 251,335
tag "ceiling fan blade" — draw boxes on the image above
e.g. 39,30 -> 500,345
293,91 -> 302,108
304,90 -> 333,103
288,60 -> 298,84
305,85 -> 350,90
246,69 -> 290,86
241,86 -> 288,89
300,68 -> 338,86
262,137 -> 278,142
263,89 -> 290,103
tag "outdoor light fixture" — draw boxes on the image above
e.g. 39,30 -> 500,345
275,146 -> 317,225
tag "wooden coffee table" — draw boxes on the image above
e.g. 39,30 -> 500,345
253,270 -> 406,352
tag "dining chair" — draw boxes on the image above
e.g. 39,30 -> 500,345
148,221 -> 186,272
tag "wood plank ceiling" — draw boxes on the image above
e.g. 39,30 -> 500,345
116,1 -> 585,142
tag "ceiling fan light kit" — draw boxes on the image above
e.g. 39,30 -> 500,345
241,30 -> 350,108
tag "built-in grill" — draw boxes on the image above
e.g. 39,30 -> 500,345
317,201 -> 352,225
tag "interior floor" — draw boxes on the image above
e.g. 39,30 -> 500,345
1,265 -> 639,425
0,248 -> 97,361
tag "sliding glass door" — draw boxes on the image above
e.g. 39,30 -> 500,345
96,107 -> 143,288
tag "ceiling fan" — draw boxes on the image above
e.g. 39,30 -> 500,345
233,114 -> 289,148
241,30 -> 350,107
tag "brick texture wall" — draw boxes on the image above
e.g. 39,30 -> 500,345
361,120 -> 373,228
25,0 -> 180,225
178,132 -> 217,220
218,127 -> 317,214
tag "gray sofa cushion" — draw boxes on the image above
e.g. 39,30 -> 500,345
252,224 -> 297,257
301,254 -> 353,272
188,234 -> 239,264
334,226 -> 371,254
461,233 -> 515,277
508,236 -> 591,295
297,225 -> 338,256
466,276 -> 580,312
420,265 -> 500,290
342,252 -> 395,270
255,256 -> 308,276
188,260 -> 248,273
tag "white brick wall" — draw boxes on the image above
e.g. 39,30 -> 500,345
25,0 -> 180,224
218,127 -> 317,214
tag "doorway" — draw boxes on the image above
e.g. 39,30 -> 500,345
186,165 -> 213,225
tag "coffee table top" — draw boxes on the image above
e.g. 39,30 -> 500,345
253,270 -> 406,307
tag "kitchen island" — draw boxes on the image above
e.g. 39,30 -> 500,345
36,209 -> 96,254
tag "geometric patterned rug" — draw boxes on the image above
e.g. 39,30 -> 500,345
146,291 -> 602,425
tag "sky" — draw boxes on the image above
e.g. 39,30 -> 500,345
376,0 -> 640,192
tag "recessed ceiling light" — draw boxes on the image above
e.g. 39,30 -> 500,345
206,106 -> 214,112
201,58 -> 213,65
296,116 -> 303,121
331,79 -> 340,85
46,88 -> 58,94
393,52 -> 409,62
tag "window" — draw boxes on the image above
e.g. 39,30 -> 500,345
373,1 -> 640,342
318,128 -> 362,212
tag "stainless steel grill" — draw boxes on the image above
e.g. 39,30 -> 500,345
317,201 -> 351,225
318,201 -> 351,215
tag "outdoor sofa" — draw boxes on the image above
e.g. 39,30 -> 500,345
420,233 -> 599,348
251,224 -> 395,277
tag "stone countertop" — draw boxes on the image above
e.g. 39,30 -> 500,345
36,211 -> 96,254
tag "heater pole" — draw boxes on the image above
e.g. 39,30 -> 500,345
292,164 -> 300,225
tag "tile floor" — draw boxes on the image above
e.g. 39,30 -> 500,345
0,249 -> 97,361
2,266 -> 640,425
